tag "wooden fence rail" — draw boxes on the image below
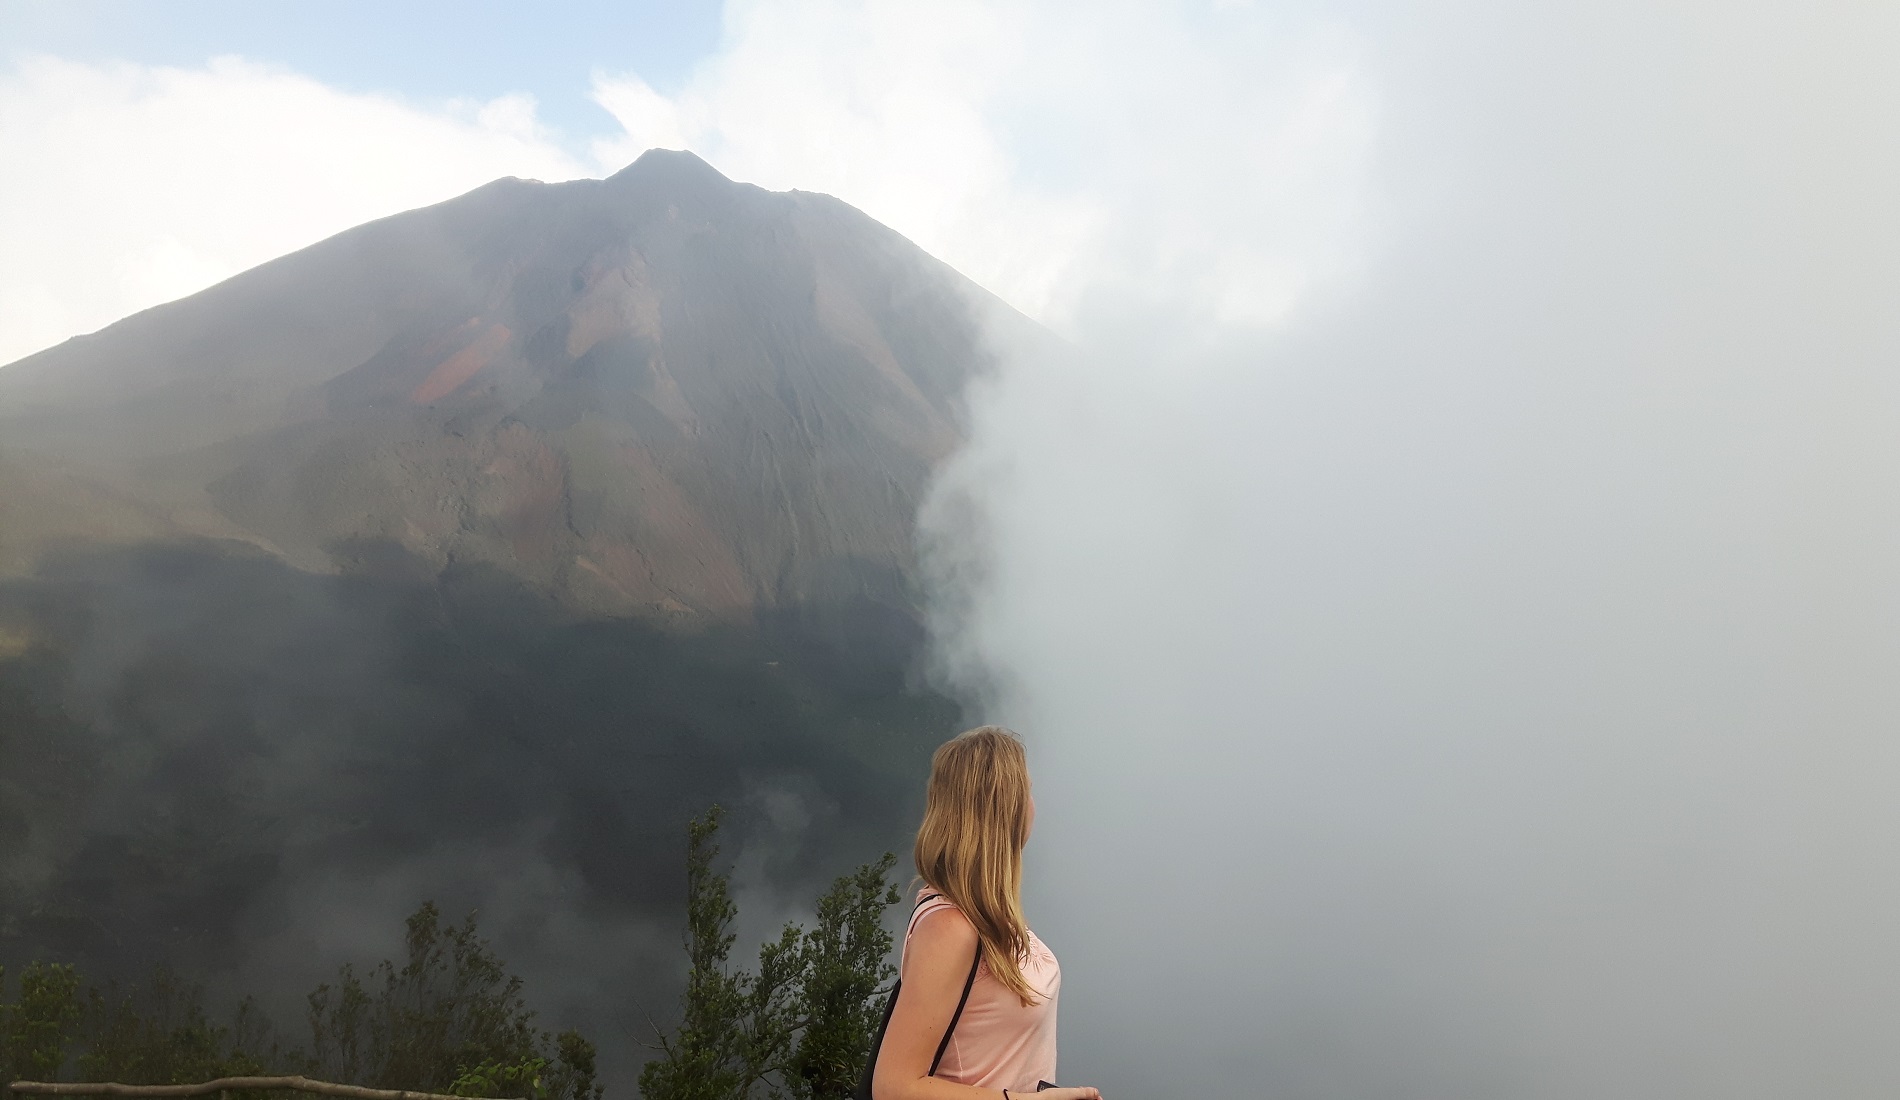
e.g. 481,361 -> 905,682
6,1078 -> 519,1100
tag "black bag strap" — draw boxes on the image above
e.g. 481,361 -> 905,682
913,892 -> 982,1073
930,941 -> 982,1075
856,893 -> 983,1100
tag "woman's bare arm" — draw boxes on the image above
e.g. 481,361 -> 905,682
871,908 -> 1100,1100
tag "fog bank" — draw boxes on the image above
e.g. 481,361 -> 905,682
922,2 -> 1900,1096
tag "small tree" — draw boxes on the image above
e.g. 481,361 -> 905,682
1,962 -> 87,1082
0,909 -> 599,1099
79,967 -> 276,1085
783,860 -> 901,1100
638,808 -> 757,1100
306,903 -> 602,1100
640,808 -> 902,1100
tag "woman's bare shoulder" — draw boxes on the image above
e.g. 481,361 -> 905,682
910,900 -> 979,954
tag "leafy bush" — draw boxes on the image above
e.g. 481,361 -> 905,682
79,968 -> 277,1085
304,902 -> 600,1100
640,808 -> 902,1100
0,807 -> 898,1100
0,906 -> 599,1100
1,962 -> 86,1083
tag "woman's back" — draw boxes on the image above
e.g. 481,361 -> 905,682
902,887 -> 1061,1090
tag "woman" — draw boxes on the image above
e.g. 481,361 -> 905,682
871,726 -> 1104,1100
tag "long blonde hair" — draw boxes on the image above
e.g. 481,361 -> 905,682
913,725 -> 1039,1006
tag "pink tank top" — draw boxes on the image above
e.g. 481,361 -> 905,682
900,887 -> 1060,1090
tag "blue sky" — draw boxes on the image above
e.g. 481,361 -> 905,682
0,0 -> 723,144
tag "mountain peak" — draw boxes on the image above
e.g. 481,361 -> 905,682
0,152 -> 1017,624
606,148 -> 734,189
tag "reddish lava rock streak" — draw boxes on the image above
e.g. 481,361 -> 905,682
410,323 -> 512,404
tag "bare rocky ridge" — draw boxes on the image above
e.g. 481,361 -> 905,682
0,149 -> 1028,623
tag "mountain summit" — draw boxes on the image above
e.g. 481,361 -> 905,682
0,150 -> 1023,621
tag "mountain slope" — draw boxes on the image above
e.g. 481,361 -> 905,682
0,150 -> 1024,621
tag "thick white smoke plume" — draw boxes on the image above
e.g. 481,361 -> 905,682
923,2 -> 1900,1097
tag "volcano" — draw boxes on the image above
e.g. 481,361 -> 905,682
0,152 -> 1036,1086
0,149 -> 1028,625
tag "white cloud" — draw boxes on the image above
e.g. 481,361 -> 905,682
0,55 -> 591,366
590,0 -> 1376,331
1,5 -> 1374,365
915,2 -> 1900,1096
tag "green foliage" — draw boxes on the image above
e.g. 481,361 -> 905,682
783,861 -> 902,1100
1,962 -> 86,1082
445,1038 -> 602,1100
0,906 -> 599,1100
0,812 -> 895,1100
306,901 -> 539,1091
78,968 -> 277,1085
306,903 -> 602,1100
639,808 -> 754,1100
450,1055 -> 547,1098
545,1031 -> 604,1100
641,808 -> 903,1100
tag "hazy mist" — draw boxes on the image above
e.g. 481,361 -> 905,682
922,2 -> 1900,1096
0,540 -> 950,1090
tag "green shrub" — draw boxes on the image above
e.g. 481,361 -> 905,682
641,808 -> 902,1100
79,968 -> 277,1085
1,962 -> 86,1082
0,905 -> 598,1100
306,903 -> 601,1100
